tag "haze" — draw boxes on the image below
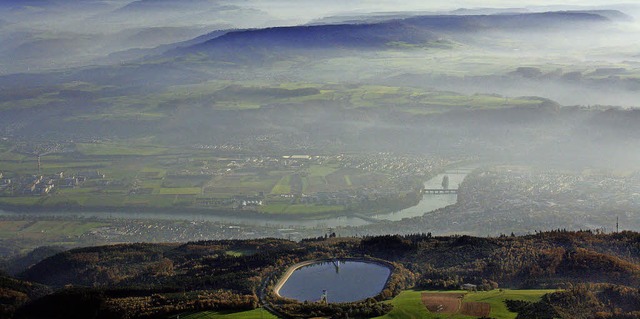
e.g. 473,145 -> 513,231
0,0 -> 640,243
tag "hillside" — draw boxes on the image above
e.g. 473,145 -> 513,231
176,11 -> 615,60
1,231 -> 638,318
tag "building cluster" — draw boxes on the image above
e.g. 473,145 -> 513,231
459,169 -> 640,211
456,168 -> 640,231
167,154 -> 449,209
0,171 -> 106,196
337,153 -> 450,179
82,218 -> 319,243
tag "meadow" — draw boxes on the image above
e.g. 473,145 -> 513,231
177,309 -> 277,319
374,289 -> 555,319
175,289 -> 554,319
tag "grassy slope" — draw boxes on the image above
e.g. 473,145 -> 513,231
178,309 -> 277,319
176,289 -> 553,319
374,289 -> 555,319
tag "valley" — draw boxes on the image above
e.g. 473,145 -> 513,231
1,2 -> 640,318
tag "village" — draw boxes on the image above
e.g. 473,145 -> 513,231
0,146 -> 455,216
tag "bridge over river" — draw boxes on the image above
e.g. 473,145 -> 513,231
422,188 -> 458,194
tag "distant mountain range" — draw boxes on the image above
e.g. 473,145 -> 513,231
172,11 -> 619,60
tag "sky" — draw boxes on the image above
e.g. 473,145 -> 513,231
248,1 -> 640,22
353,0 -> 631,10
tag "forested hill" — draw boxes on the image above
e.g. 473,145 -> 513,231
178,11 -> 616,57
1,231 -> 639,318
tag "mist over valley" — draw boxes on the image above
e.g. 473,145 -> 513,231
1,2 -> 640,318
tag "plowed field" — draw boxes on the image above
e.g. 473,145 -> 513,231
421,293 -> 464,314
421,292 -> 490,316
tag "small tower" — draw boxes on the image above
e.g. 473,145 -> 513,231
320,290 -> 328,304
442,175 -> 449,189
616,216 -> 619,233
37,155 -> 41,174
331,259 -> 340,273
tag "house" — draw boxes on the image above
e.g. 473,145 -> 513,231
34,183 -> 54,195
241,200 -> 263,207
52,172 -> 64,179
22,183 -> 37,195
461,284 -> 477,291
233,195 -> 264,209
78,171 -> 105,179
60,177 -> 79,188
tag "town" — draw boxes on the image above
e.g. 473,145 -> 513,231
0,140 -> 455,217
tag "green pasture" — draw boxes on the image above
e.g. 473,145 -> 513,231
0,157 -> 110,175
158,187 -> 202,195
0,152 -> 28,161
0,197 -> 43,206
308,164 -> 338,178
162,176 -> 211,188
0,220 -> 107,239
224,249 -> 256,257
464,289 -> 554,318
71,112 -> 166,121
374,289 -> 555,319
76,143 -> 169,156
0,142 -> 9,153
155,80 -> 546,114
0,95 -> 61,110
176,309 -> 276,319
270,175 -> 291,194
261,203 -> 344,215
344,175 -> 352,186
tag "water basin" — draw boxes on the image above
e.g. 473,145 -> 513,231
276,260 -> 391,303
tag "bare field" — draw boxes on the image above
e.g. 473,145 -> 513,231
421,292 -> 490,316
460,301 -> 491,317
421,292 -> 463,314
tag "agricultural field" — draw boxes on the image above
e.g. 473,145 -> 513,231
75,143 -> 170,156
158,81 -> 547,113
260,203 -> 345,215
374,289 -> 555,319
0,220 -> 107,240
0,219 -> 109,255
0,142 -> 434,218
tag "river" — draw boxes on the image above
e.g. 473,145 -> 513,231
0,167 -> 472,229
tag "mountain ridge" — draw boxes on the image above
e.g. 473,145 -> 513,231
173,10 -> 617,60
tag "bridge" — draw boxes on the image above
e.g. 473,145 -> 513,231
352,213 -> 382,223
422,188 -> 458,194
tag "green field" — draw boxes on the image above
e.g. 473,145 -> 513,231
177,309 -> 277,319
76,143 -> 169,156
158,187 -> 202,195
260,203 -> 344,215
270,175 -> 291,194
0,220 -> 108,240
374,289 -> 555,319
224,250 -> 253,257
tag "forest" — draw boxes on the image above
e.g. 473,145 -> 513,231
1,230 -> 639,318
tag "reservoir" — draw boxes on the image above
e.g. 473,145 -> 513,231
276,260 -> 391,303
